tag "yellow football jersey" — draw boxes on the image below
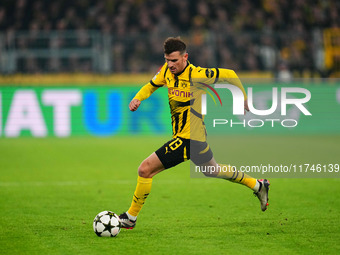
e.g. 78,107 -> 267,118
133,61 -> 247,141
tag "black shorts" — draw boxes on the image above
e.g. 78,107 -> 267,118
155,137 -> 213,169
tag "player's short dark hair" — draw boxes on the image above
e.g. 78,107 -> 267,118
163,37 -> 187,55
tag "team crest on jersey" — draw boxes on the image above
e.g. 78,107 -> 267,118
205,69 -> 214,78
181,81 -> 188,88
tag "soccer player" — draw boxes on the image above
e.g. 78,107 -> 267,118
119,37 -> 270,229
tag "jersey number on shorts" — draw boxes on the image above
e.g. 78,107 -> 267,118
169,137 -> 183,151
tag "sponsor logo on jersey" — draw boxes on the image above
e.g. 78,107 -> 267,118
168,88 -> 193,97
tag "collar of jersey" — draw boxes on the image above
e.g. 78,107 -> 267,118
174,61 -> 190,77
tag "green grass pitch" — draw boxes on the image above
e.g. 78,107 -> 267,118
1,135 -> 340,255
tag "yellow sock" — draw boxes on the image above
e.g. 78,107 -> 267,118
216,164 -> 257,190
127,176 -> 153,217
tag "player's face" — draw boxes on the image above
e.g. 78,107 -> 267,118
164,51 -> 188,74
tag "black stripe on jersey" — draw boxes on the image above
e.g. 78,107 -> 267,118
175,100 -> 191,107
214,68 -> 219,84
179,109 -> 188,132
189,67 -> 193,84
174,76 -> 179,87
191,108 -> 202,119
164,66 -> 169,78
150,80 -> 163,87
173,114 -> 179,136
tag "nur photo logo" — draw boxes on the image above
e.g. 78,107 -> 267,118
198,83 -> 312,128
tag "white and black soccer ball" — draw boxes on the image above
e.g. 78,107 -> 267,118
93,211 -> 121,237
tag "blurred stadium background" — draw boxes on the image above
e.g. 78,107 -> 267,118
0,0 -> 339,77
1,1 -> 340,254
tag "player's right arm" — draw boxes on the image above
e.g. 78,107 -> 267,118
129,63 -> 168,112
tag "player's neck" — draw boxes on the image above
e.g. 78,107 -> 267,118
174,61 -> 189,76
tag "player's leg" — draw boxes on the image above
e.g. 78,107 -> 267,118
120,137 -> 189,228
191,141 -> 270,211
127,152 -> 164,219
200,156 -> 259,190
199,157 -> 270,211
119,152 -> 164,229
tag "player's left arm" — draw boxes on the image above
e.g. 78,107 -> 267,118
218,68 -> 249,112
194,67 -> 249,112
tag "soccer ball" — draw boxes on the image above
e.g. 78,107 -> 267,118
93,211 -> 121,237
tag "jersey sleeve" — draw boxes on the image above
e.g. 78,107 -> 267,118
218,68 -> 247,100
151,63 -> 168,87
133,63 -> 167,101
192,67 -> 247,99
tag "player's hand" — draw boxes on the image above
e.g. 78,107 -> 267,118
129,99 -> 141,111
244,99 -> 249,114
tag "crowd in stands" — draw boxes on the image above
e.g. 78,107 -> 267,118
0,0 -> 339,76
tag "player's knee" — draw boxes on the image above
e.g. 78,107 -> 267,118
138,160 -> 152,178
